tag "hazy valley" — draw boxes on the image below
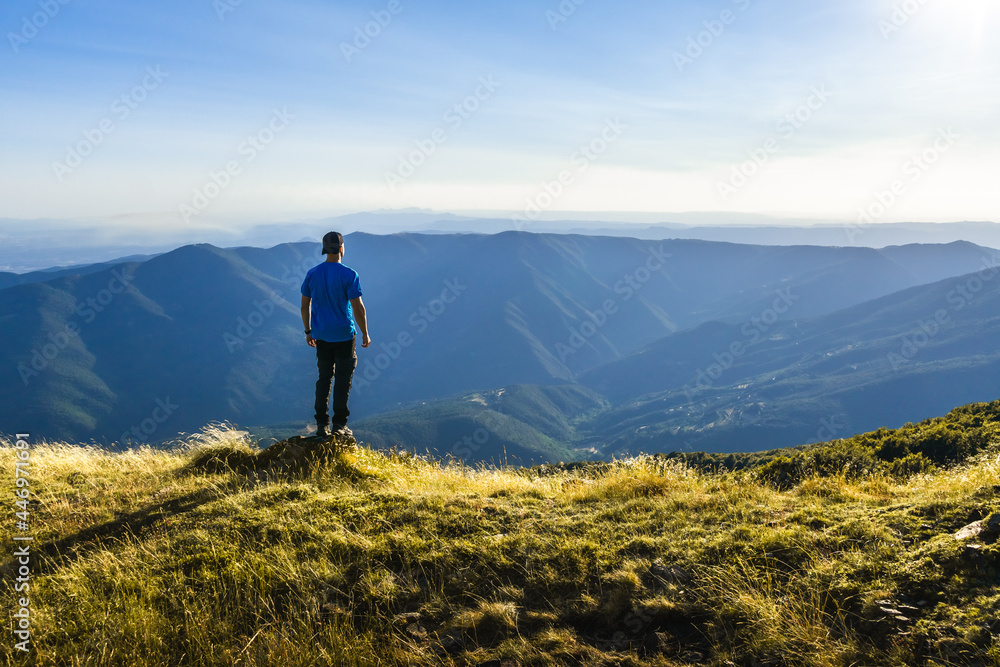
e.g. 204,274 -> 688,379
4,231 -> 1000,464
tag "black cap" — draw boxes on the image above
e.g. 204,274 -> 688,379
322,231 -> 344,255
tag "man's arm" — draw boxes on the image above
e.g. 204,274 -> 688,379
351,296 -> 371,348
301,295 -> 316,348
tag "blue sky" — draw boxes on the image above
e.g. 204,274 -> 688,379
1,0 -> 997,225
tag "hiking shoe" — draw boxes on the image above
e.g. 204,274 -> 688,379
316,424 -> 331,438
331,424 -> 353,439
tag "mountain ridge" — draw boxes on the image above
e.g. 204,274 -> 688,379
356,257 -> 1000,460
4,231 -> 1000,452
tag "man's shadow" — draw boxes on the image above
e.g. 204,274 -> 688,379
3,434 -> 357,577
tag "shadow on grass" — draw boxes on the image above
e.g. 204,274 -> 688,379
7,486 -> 228,577
3,435 -> 368,579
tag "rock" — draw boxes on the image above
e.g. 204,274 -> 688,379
955,514 -> 1000,541
955,520 -> 985,540
405,623 -> 428,640
255,434 -> 357,475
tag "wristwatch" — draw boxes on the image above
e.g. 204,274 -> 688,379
305,329 -> 311,335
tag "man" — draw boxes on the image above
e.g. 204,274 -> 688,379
301,232 -> 371,439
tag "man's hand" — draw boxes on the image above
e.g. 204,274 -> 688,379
306,334 -> 317,348
350,296 -> 370,349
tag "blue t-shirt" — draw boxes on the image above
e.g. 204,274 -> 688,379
301,262 -> 363,343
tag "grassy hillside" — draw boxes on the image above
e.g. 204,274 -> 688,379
4,403 -> 1000,666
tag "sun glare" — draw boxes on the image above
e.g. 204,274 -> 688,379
938,0 -> 997,47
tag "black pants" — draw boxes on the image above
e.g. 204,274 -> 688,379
314,337 -> 357,427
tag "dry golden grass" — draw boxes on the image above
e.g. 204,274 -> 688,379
1,419 -> 999,666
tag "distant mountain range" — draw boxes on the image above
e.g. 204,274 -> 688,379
353,258 -> 1000,463
4,210 -> 1000,272
2,231 -> 999,461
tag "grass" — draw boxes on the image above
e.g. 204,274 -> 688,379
2,407 -> 1000,666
